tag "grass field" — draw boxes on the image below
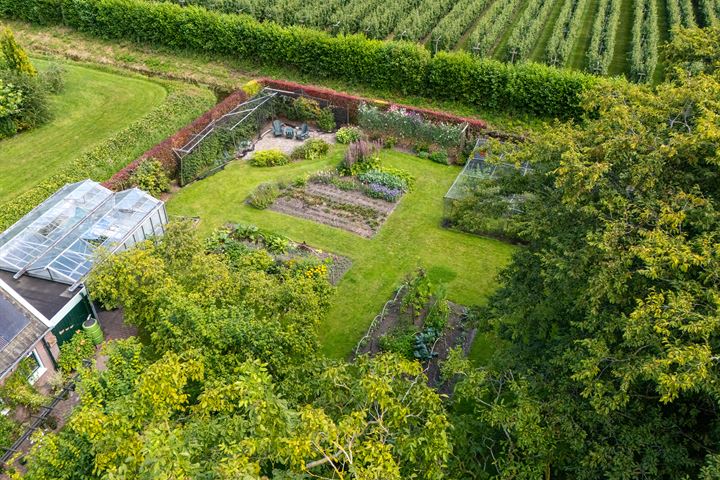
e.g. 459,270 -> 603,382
168,146 -> 516,359
0,59 -> 166,205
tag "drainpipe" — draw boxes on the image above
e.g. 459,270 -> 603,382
41,337 -> 59,371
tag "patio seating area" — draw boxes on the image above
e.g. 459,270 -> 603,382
252,122 -> 336,156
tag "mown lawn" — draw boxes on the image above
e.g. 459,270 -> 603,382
0,59 -> 166,205
168,146 -> 516,359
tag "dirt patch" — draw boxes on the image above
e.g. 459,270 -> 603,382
270,181 -> 399,238
305,183 -> 397,214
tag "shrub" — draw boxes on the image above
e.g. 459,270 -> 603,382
425,288 -> 450,332
335,126 -> 363,144
264,233 -> 290,254
358,169 -> 409,192
0,116 -> 16,138
379,326 -> 418,359
250,149 -> 290,167
339,140 -> 381,175
293,96 -> 322,121
428,150 -> 450,165
241,79 -> 262,97
0,358 -> 47,410
402,268 -> 432,318
380,166 -> 415,191
40,62 -> 66,94
130,159 -> 170,197
0,78 -> 22,138
247,182 -> 280,209
0,27 -> 36,76
290,138 -> 330,161
234,223 -> 261,241
316,107 -> 336,132
0,69 -> 51,133
58,331 -> 95,373
0,413 -> 18,449
292,174 -> 309,187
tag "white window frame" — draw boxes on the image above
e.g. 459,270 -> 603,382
26,349 -> 46,385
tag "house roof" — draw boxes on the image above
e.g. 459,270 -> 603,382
0,270 -> 73,321
0,278 -> 49,380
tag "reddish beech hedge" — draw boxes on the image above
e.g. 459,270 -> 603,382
102,90 -> 248,190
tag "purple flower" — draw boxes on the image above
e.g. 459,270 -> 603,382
367,183 -> 402,202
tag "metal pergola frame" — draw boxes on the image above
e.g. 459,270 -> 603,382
172,89 -> 280,161
444,138 -> 531,202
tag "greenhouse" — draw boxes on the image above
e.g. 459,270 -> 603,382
0,180 -> 167,290
444,139 -> 531,204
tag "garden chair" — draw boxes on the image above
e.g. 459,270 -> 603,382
272,120 -> 283,137
295,123 -> 310,140
284,126 -> 295,139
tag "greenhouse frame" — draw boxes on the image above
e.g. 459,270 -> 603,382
0,180 -> 167,291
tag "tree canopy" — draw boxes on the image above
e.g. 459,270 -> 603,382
14,221 -> 450,480
11,25 -> 720,480
443,25 -> 720,479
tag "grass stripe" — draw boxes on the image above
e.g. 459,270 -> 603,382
608,0 -> 634,75
568,0 -> 601,68
530,0 -> 569,61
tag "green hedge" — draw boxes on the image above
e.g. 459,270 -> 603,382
0,83 -> 215,230
0,0 -> 597,119
0,0 -> 63,24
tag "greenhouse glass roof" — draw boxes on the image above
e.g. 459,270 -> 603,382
0,180 -> 165,288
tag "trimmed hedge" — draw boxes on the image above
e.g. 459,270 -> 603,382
0,84 -> 215,230
0,0 -> 597,119
106,89 -> 247,189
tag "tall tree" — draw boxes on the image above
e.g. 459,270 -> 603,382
446,26 -> 720,478
12,222 -> 451,479
0,28 -> 37,77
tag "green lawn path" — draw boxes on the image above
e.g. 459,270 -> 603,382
168,147 -> 516,359
0,59 -> 166,204
609,0 -> 634,75
568,0 -> 601,69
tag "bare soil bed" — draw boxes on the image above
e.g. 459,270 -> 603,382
353,288 -> 476,388
270,181 -> 400,238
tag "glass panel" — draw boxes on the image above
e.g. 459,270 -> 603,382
0,182 -> 165,285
